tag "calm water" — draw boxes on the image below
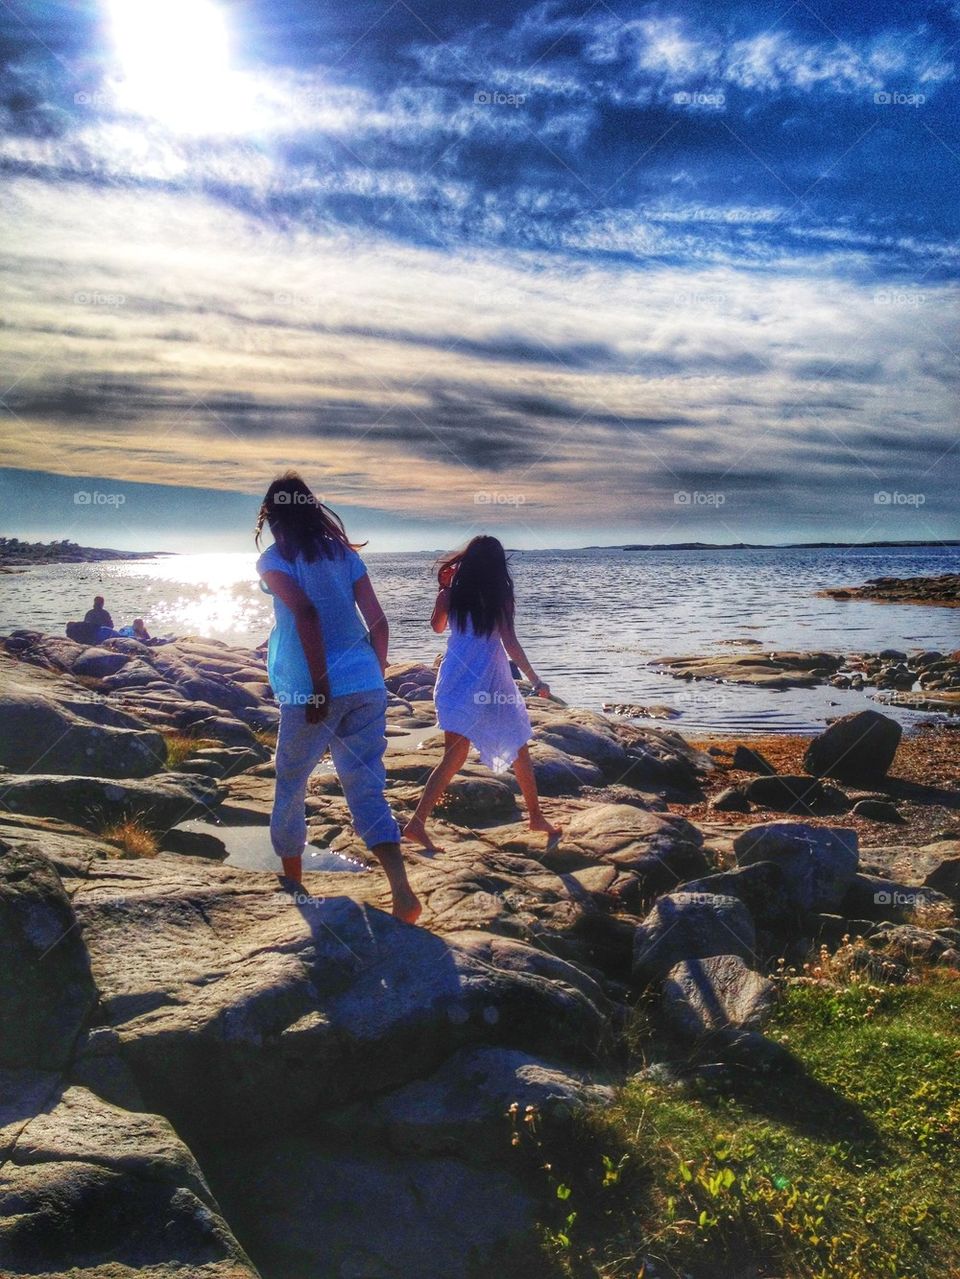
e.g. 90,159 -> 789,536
2,545 -> 958,735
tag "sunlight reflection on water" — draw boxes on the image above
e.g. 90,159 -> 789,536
2,546 -> 958,734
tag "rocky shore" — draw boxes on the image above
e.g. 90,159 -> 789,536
821,572 -> 960,608
2,629 -> 959,1278
651,646 -> 960,712
0,537 -> 167,567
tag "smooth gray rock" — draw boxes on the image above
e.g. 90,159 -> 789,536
0,684 -> 165,779
734,822 -> 859,912
0,772 -> 222,830
851,798 -> 904,823
662,954 -> 776,1039
803,710 -> 902,783
0,843 -> 97,1070
70,862 -> 610,1136
0,1080 -> 260,1278
633,891 -> 756,983
336,1045 -> 614,1157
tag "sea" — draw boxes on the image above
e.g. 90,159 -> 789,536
2,545 -> 958,737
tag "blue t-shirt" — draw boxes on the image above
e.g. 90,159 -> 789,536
256,542 -> 383,704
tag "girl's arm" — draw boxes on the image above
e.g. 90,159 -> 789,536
500,619 -> 550,696
261,570 -> 330,721
353,573 -> 389,673
430,587 -> 450,634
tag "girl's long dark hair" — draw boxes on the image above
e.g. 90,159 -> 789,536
254,471 -> 365,562
439,535 -> 515,637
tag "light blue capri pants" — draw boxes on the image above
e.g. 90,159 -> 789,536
271,687 -> 401,858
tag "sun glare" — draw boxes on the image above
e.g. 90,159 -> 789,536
108,0 -> 252,134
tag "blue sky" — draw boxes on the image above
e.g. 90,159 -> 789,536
0,0 -> 957,551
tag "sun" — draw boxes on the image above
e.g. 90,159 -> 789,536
107,0 -> 252,135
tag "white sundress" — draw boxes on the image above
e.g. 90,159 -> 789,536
434,619 -> 532,772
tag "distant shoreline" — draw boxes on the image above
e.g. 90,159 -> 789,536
0,538 -> 171,568
598,540 -> 960,551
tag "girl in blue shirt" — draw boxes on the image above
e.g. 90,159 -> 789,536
255,472 -> 420,924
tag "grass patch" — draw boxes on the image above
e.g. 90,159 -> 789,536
531,970 -> 960,1279
101,817 -> 159,859
162,732 -> 220,769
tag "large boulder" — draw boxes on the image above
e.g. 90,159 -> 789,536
0,843 -> 97,1069
564,804 -> 710,894
0,772 -> 222,831
437,776 -> 519,824
676,861 -> 798,933
803,710 -> 902,783
0,684 -> 165,779
633,892 -> 756,983
70,858 -> 610,1136
662,954 -> 776,1040
0,1080 -> 260,1278
734,822 -> 859,912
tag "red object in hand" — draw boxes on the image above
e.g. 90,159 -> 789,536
438,563 -> 456,587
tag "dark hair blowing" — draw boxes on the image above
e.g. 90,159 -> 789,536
254,471 -> 365,562
438,535 -> 515,637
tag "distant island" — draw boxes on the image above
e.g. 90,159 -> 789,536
608,540 -> 960,551
0,537 -> 169,568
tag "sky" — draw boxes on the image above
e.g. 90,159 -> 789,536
0,0 -> 958,553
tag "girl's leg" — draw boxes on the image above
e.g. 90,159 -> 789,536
403,731 -> 470,853
272,704 -> 336,884
329,692 -> 421,924
512,744 -> 562,841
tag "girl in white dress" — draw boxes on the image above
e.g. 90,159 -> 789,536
403,536 -> 561,853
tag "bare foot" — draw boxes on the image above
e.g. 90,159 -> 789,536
391,884 -> 423,925
402,818 -> 444,855
529,815 -> 562,847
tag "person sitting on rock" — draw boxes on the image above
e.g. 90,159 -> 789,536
403,535 -> 561,855
255,470 -> 421,925
84,595 -> 114,629
118,618 -> 151,641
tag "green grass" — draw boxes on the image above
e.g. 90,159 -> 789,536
162,731 -> 219,769
527,970 -> 960,1279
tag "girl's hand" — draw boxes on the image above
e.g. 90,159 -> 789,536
438,563 -> 456,588
533,680 -> 551,698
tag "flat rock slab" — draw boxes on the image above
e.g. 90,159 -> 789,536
328,1044 -> 614,1158
652,651 -> 842,690
206,1141 -> 535,1279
